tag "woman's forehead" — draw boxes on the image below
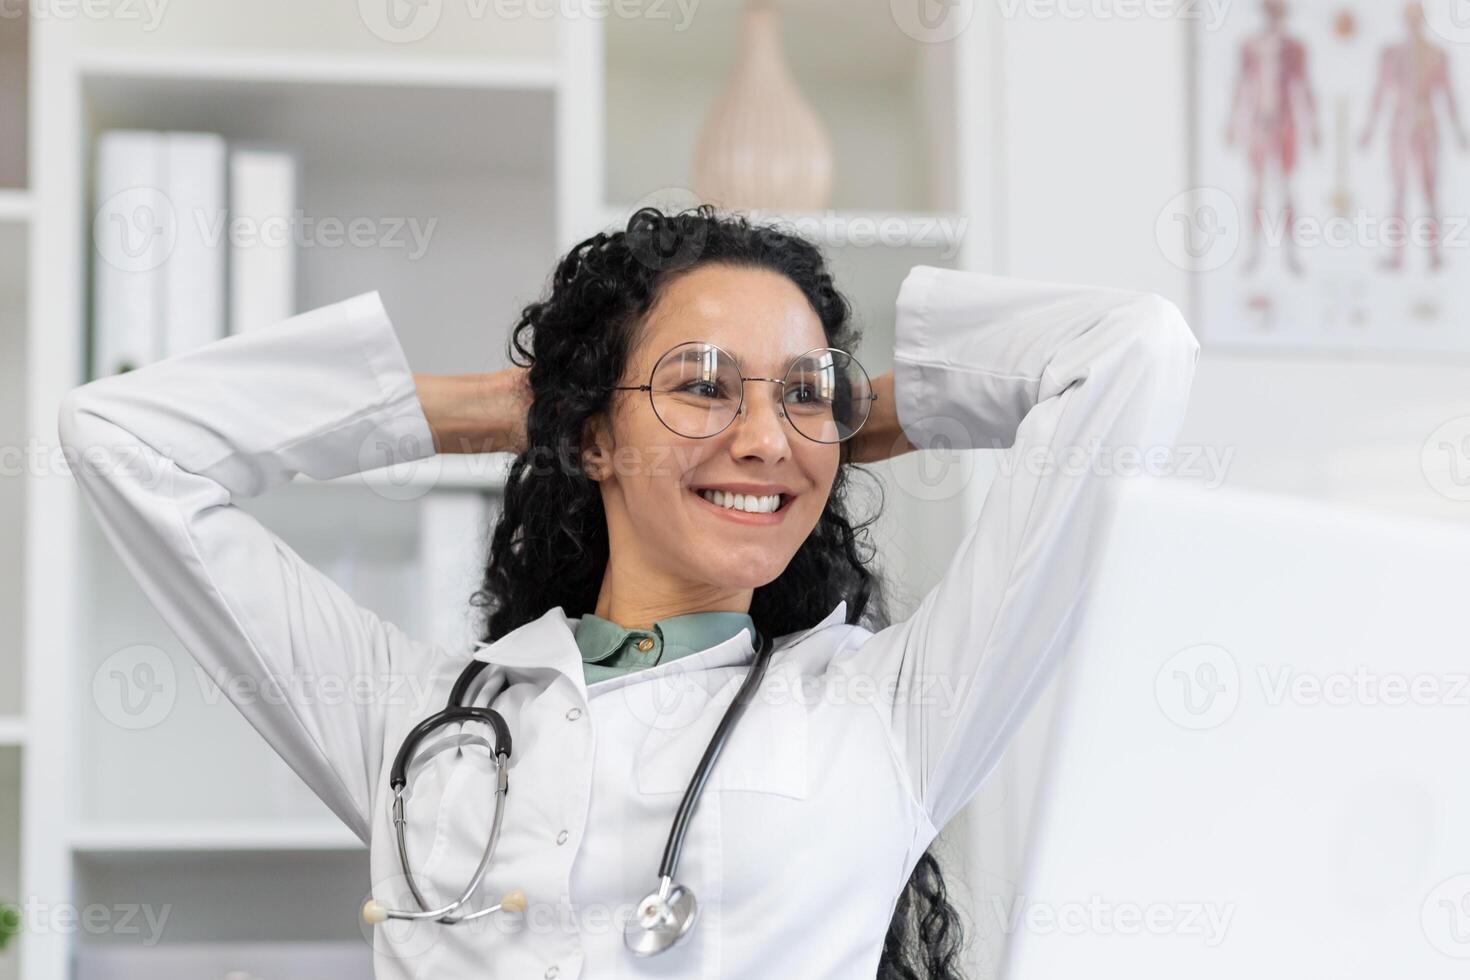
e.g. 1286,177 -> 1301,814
634,265 -> 828,370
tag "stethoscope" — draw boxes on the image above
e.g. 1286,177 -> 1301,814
362,623 -> 777,957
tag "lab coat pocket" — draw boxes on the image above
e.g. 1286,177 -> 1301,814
632,663 -> 808,800
406,742 -> 501,905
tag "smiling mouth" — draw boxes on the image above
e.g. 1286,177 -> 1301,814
689,487 -> 794,518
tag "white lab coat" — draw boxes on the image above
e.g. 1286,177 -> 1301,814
59,265 -> 1200,979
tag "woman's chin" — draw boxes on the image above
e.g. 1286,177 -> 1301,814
684,547 -> 789,590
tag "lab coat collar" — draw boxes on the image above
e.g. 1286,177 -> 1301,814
469,600 -> 850,695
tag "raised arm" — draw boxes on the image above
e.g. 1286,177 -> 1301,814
832,266 -> 1200,831
1435,50 -> 1469,149
58,292 -> 450,841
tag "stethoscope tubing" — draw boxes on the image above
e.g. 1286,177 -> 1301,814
370,623 -> 776,943
658,629 -> 774,879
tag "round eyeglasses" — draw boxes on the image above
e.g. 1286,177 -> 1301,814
610,341 -> 876,444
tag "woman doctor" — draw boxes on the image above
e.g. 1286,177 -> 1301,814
59,206 -> 1199,979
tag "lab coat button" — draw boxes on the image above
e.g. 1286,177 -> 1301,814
544,966 -> 559,979
565,707 -> 582,721
556,829 -> 568,845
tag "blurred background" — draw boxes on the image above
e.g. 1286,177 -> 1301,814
2,1 -> 1469,978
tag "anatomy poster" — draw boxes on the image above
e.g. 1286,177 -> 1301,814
1194,1 -> 1470,352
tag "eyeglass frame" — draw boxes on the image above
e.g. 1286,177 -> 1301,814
607,340 -> 878,444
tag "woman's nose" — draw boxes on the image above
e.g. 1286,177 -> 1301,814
731,381 -> 792,454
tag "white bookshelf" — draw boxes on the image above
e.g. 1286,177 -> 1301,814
69,821 -> 363,855
0,193 -> 29,224
17,3 -> 999,979
295,451 -> 514,493
72,47 -> 559,90
0,720 -> 23,749
1,748 -> 18,980
0,8 -> 26,980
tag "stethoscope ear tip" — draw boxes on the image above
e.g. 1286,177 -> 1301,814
500,888 -> 528,914
362,900 -> 389,925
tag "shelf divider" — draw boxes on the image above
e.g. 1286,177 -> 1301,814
70,820 -> 366,854
0,189 -> 30,223
75,47 -> 558,91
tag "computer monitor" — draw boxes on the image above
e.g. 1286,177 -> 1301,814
1001,477 -> 1470,977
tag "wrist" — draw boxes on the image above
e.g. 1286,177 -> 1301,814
414,372 -> 515,455
847,373 -> 916,464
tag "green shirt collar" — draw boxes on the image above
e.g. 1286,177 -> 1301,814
574,610 -> 755,668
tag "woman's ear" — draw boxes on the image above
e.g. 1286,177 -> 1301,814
580,415 -> 611,482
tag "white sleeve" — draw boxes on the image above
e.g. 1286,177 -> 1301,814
835,265 -> 1201,831
57,292 -> 443,842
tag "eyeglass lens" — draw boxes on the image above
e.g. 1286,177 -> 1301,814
647,342 -> 872,443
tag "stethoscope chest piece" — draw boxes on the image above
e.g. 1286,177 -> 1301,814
625,877 -> 698,957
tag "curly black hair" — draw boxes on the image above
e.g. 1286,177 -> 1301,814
470,204 -> 968,979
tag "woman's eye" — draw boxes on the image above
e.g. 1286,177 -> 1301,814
680,379 -> 723,399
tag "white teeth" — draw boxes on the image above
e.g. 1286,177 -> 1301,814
698,489 -> 783,514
